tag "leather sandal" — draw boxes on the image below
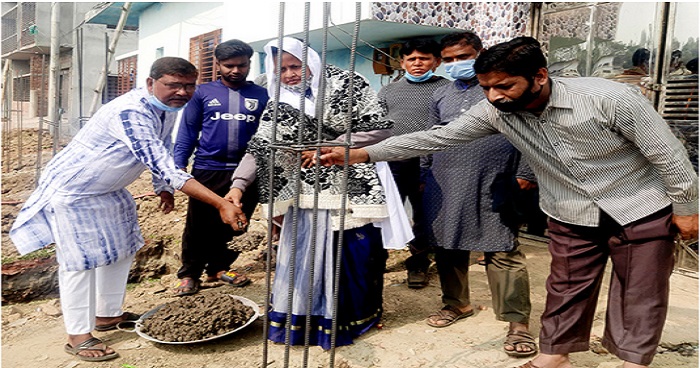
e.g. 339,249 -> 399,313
64,337 -> 119,362
504,329 -> 538,357
426,305 -> 474,328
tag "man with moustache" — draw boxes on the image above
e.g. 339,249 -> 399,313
10,56 -> 249,361
173,39 -> 269,295
319,37 -> 698,368
377,38 -> 450,288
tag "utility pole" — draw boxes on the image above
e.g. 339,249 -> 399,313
88,2 -> 132,116
48,2 -> 60,155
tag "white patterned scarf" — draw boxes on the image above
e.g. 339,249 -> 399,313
263,37 -> 321,117
250,47 -> 393,229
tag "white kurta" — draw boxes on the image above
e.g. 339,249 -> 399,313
10,88 -> 192,271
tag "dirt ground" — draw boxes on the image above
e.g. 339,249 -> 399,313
1,128 -> 698,368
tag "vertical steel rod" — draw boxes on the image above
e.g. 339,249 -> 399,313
17,73 -> 23,168
35,54 -> 47,186
300,1 -> 331,365
262,3 -> 285,367
283,3 -> 312,366
329,3 -> 362,367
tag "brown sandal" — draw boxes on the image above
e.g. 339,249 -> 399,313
64,337 -> 119,362
426,305 -> 474,328
504,329 -> 538,357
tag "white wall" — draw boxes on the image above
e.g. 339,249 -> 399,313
67,24 -> 139,135
134,2 -> 373,87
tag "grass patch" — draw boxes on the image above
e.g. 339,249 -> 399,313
126,277 -> 161,291
1,247 -> 56,265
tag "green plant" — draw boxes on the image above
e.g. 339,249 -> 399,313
1,247 -> 56,265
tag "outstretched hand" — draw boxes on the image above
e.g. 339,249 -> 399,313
222,188 -> 247,231
317,147 -> 369,167
219,200 -> 247,231
301,150 -> 317,168
179,178 -> 247,231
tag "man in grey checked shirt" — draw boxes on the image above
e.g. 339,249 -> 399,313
319,37 -> 698,368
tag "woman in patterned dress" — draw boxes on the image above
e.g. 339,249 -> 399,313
226,37 -> 410,349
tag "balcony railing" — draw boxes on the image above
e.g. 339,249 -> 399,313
1,6 -> 18,55
20,2 -> 36,48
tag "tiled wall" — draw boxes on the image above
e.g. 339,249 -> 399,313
371,2 -> 532,46
539,2 -> 621,58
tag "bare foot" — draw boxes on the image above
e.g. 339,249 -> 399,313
622,362 -> 648,368
522,353 -> 572,368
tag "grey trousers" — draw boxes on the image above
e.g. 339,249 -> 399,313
435,243 -> 531,324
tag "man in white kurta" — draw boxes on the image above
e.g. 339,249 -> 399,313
10,57 -> 248,361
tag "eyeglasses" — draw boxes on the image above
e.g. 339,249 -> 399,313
156,79 -> 196,93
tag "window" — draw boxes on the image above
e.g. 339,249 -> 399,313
117,55 -> 138,96
189,29 -> 221,84
13,76 -> 30,102
539,2 -> 658,79
102,75 -> 119,104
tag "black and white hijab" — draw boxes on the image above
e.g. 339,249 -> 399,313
248,37 -> 394,230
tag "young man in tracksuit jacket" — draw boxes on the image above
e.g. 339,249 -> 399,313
172,39 -> 269,295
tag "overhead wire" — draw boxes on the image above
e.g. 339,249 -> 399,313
326,16 -> 402,70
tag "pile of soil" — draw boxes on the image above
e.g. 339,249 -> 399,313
140,291 -> 256,342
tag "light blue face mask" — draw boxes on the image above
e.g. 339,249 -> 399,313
148,95 -> 186,112
444,59 -> 477,80
405,69 -> 435,83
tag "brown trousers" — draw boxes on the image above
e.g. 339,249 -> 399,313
540,206 -> 675,365
435,243 -> 531,324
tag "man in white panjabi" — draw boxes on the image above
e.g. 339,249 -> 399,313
10,57 -> 248,361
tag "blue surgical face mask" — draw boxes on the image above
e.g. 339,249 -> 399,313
444,59 -> 476,80
405,69 -> 434,83
148,95 -> 186,112
281,74 -> 313,95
